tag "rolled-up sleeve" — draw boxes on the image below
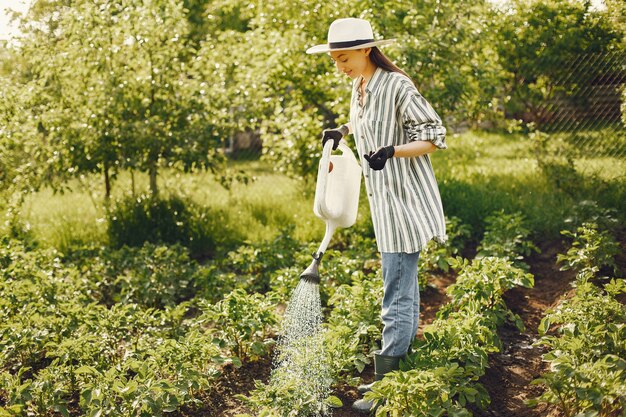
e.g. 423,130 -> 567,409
398,81 -> 447,150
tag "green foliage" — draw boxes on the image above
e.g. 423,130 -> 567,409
222,226 -> 303,293
439,257 -> 534,329
240,373 -> 331,417
421,216 -> 472,275
107,193 -> 238,257
385,0 -> 506,127
90,243 -> 202,308
476,210 -> 540,270
197,289 -> 279,362
495,0 -> 621,122
65,242 -> 227,308
0,234 -> 230,416
365,253 -> 534,416
324,271 -> 384,376
557,222 -> 620,277
563,200 -> 621,233
531,129 -> 583,195
368,363 -> 486,417
531,278 -> 626,417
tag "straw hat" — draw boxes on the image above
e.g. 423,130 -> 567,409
306,18 -> 395,54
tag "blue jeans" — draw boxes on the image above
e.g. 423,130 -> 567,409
380,251 -> 420,357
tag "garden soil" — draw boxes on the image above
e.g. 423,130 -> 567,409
179,237 -> 625,417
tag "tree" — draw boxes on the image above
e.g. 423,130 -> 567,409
494,0 -> 622,123
8,0 -> 224,199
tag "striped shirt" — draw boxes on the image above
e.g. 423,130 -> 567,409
349,66 -> 448,253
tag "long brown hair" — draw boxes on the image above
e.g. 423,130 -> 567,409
369,47 -> 412,81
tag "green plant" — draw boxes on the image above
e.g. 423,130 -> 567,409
69,243 -> 206,308
365,253 -> 535,416
324,271 -> 384,375
439,256 -> 534,329
368,363 -> 487,417
222,225 -> 304,293
563,200 -> 620,233
198,289 -> 279,362
476,210 -> 540,270
530,278 -> 626,417
107,193 -> 238,257
557,222 -> 620,277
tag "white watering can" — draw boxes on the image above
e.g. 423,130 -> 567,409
300,139 -> 361,284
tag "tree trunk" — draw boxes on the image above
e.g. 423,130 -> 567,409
104,161 -> 111,201
131,168 -> 135,197
149,160 -> 158,197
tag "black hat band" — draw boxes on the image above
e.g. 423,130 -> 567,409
328,39 -> 375,49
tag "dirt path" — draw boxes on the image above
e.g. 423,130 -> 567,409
191,233 -> 625,417
470,240 -> 577,417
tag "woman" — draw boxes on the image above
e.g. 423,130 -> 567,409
306,17 -> 448,413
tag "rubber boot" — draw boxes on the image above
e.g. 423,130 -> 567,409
352,353 -> 402,414
357,350 -> 380,394
358,345 -> 413,393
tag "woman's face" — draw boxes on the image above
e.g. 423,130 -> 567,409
329,48 -> 371,79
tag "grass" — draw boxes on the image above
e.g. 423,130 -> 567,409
18,160 -> 323,253
433,131 -> 626,240
11,130 -> 626,253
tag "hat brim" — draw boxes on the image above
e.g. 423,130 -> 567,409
306,39 -> 396,54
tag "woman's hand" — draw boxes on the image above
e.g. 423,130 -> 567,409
321,125 -> 349,150
364,145 -> 395,170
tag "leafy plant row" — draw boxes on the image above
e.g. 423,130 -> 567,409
365,211 -> 537,416
0,233 -> 291,416
530,221 -> 625,417
242,211 -> 535,416
0,214 -> 399,417
367,255 -> 534,416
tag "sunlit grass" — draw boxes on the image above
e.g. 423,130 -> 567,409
19,160 -> 324,252
14,130 -> 626,252
432,130 -> 626,239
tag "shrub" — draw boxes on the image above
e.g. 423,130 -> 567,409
557,222 -> 620,277
476,210 -> 539,270
107,193 -> 240,258
197,289 -> 279,362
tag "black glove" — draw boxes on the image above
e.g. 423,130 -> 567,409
364,145 -> 395,171
321,125 -> 349,150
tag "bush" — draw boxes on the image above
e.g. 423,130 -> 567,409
476,210 -> 539,270
557,222 -> 620,277
107,193 -> 240,258
197,289 -> 279,362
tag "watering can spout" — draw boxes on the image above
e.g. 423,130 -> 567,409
299,252 -> 323,284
